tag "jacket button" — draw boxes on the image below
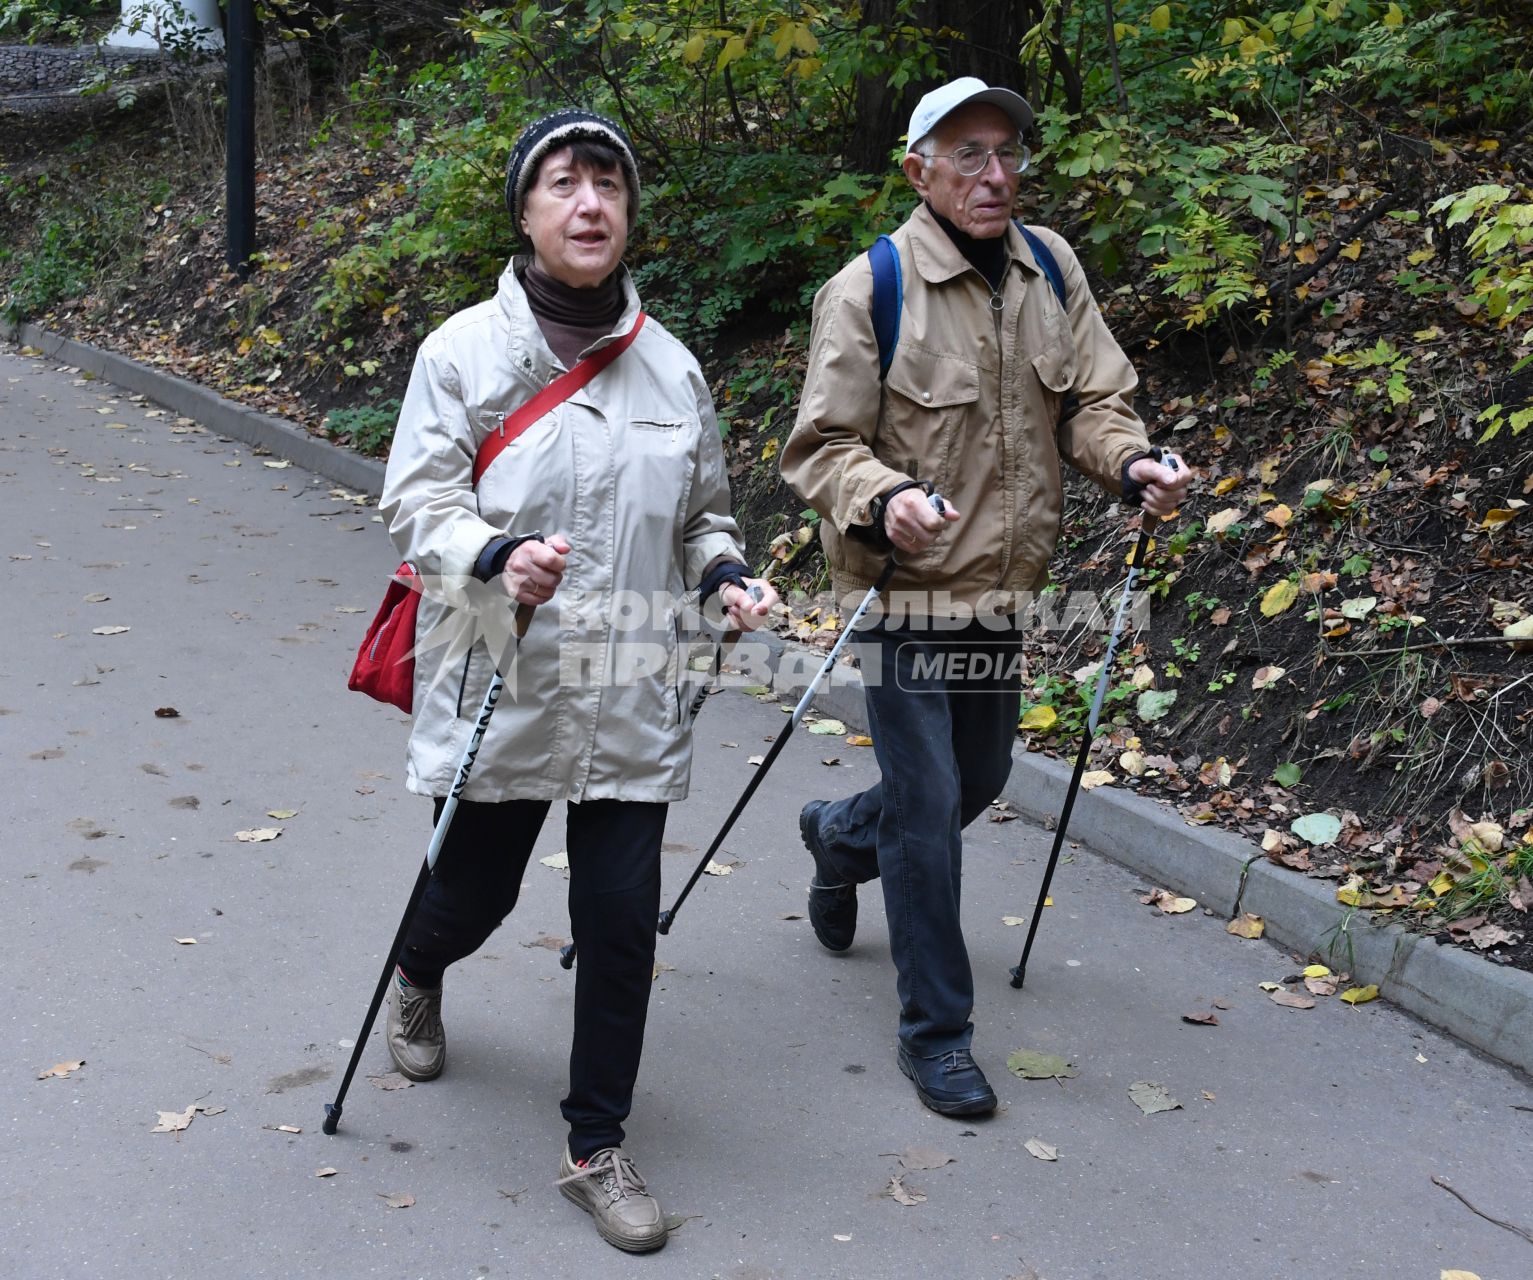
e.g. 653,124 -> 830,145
922,391 -> 932,402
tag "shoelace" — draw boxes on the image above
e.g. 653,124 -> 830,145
556,1147 -> 647,1202
935,1049 -> 977,1075
399,987 -> 442,1040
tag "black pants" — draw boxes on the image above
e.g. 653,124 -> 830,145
397,796 -> 667,1161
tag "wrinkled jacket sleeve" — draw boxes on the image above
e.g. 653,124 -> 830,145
681,374 -> 747,590
780,267 -> 910,533
1042,228 -> 1150,493
379,338 -> 504,601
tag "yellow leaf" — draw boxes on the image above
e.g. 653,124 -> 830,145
1226,913 -> 1265,939
845,734 -> 873,747
1295,244 -> 1318,265
1020,705 -> 1057,731
1260,580 -> 1298,617
1213,475 -> 1241,495
1080,770 -> 1114,789
1336,874 -> 1365,907
1383,2 -> 1403,27
1340,984 -> 1379,1005
1264,503 -> 1293,529
1412,325 -> 1441,341
1480,508 -> 1520,530
1441,1271 -> 1483,1280
681,33 -> 706,63
1238,34 -> 1264,58
1221,18 -> 1246,44
716,33 -> 747,70
1126,536 -> 1155,566
760,438 -> 780,462
1149,4 -> 1171,31
1428,871 -> 1455,896
1302,964 -> 1331,978
1338,240 -> 1363,261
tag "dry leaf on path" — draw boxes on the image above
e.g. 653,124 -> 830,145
1128,1081 -> 1181,1115
807,719 -> 846,735
1181,1012 -> 1220,1026
267,808 -> 299,820
379,1192 -> 415,1209
652,960 -> 676,980
1006,1049 -> 1077,1081
369,1073 -> 414,1091
894,1147 -> 954,1171
846,734 -> 873,747
539,851 -> 569,873
265,1124 -> 302,1134
174,937 -> 197,946
1340,984 -> 1380,1005
152,1106 -> 197,1133
316,1167 -> 339,1178
91,626 -> 131,636
1141,888 -> 1197,914
1080,770 -> 1114,789
522,933 -> 569,951
1226,913 -> 1265,939
1305,976 -> 1339,997
235,827 -> 282,843
886,1174 -> 926,1206
1440,1271 -> 1482,1280
703,859 -> 734,876
1270,989 -> 1317,1010
37,1059 -> 85,1080
1024,1138 -> 1058,1161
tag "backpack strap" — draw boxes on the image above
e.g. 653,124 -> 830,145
1017,223 -> 1068,310
868,234 -> 902,381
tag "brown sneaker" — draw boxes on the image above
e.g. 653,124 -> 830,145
556,1145 -> 667,1253
385,975 -> 445,1081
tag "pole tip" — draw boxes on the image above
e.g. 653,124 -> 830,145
558,944 -> 576,970
322,1103 -> 341,1135
656,910 -> 674,935
1008,965 -> 1025,990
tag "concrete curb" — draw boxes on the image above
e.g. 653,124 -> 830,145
2,321 -> 387,496
9,320 -> 1530,1078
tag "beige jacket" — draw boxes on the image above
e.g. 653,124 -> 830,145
780,203 -> 1149,617
380,257 -> 744,803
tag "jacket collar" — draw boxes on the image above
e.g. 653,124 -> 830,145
905,201 -> 1043,287
494,256 -> 643,380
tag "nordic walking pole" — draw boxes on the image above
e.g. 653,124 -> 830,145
1010,457 -> 1178,989
557,497 -> 944,968
323,598 -> 536,1135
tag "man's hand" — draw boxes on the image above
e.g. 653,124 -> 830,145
885,488 -> 960,554
720,578 -> 778,632
1127,454 -> 1190,520
501,534 -> 572,606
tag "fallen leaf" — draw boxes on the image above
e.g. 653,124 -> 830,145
886,1174 -> 926,1206
821,757 -> 841,767
1128,1081 -> 1181,1115
833,1233 -> 852,1242
521,933 -> 569,951
1120,749 -> 1147,776
703,859 -> 734,876
1226,913 -> 1265,939
1441,1270 -> 1482,1279
91,625 -> 131,636
152,1106 -> 197,1133
174,937 -> 197,946
846,734 -> 873,747
235,827 -> 282,843
1136,689 -> 1178,722
37,1059 -> 85,1080
1181,1012 -> 1220,1026
1291,812 -> 1341,846
263,459 -> 292,469
747,754 -> 765,765
1269,989 -> 1316,1010
316,1167 -> 339,1178
264,1124 -> 302,1134
369,1073 -> 414,1091
379,1192 -> 415,1209
1305,976 -> 1339,996
1024,1138 -> 1059,1161
267,808 -> 299,820
1260,579 -> 1299,618
83,592 -> 109,603
1141,888 -> 1197,914
652,959 -> 676,980
807,719 -> 846,735
153,706 -> 180,718
1006,1049 -> 1078,1080
1302,964 -> 1332,978
780,912 -> 804,920
897,1147 -> 954,1171
1019,705 -> 1058,731
1080,770 -> 1114,789
1469,923 -> 1519,950
1205,506 -> 1243,535
1251,665 -> 1286,690
539,851 -> 569,871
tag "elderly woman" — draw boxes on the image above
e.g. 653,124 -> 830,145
378,107 -> 775,1254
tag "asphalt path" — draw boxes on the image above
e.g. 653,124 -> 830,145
4,344 -> 1532,1280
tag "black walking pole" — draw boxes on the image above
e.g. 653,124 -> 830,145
323,601 -> 534,1135
558,498 -> 944,968
1009,458 -> 1177,989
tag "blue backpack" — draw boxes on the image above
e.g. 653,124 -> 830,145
868,220 -> 1068,380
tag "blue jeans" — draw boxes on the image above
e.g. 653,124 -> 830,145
813,620 -> 1022,1055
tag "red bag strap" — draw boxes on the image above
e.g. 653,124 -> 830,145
471,311 -> 647,486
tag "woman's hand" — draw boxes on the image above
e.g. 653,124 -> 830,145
720,577 -> 777,632
502,534 -> 572,606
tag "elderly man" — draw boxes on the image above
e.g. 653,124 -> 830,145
780,77 -> 1190,1116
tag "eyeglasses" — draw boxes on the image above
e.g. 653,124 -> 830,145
927,143 -> 1031,177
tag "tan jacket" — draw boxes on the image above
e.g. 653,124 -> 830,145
780,203 -> 1149,617
381,257 -> 744,803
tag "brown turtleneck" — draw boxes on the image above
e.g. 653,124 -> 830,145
520,260 -> 627,369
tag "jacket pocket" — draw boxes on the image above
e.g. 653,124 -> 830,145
879,349 -> 979,497
1031,339 -> 1078,393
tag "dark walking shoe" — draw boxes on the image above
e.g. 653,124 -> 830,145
385,975 -> 445,1082
556,1145 -> 667,1254
801,799 -> 856,952
896,1044 -> 998,1117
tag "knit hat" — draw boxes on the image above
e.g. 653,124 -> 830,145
504,108 -> 641,236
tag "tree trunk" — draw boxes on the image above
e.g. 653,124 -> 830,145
849,0 -> 1033,173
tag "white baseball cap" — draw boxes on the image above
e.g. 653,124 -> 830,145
905,76 -> 1033,154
